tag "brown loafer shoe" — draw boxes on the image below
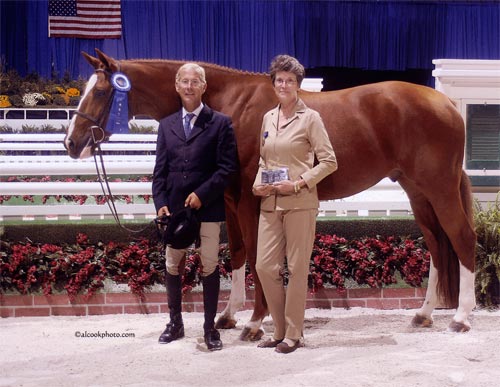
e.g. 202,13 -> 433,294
275,340 -> 300,354
257,338 -> 283,348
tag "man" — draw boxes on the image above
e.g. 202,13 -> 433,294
152,63 -> 238,351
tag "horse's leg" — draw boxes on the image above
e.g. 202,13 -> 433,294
216,188 -> 247,329
238,191 -> 267,341
423,171 -> 476,332
216,265 -> 246,329
449,263 -> 476,332
217,186 -> 267,341
399,178 -> 442,328
401,172 -> 477,332
239,257 -> 267,341
412,259 -> 439,328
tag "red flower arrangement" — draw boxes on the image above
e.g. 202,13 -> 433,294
0,233 -> 430,302
309,234 -> 430,293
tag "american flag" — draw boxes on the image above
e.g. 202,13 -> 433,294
48,0 -> 122,39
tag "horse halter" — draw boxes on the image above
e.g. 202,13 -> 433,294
73,69 -> 115,146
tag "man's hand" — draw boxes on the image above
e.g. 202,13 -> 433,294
185,192 -> 202,209
158,206 -> 170,217
156,206 -> 170,229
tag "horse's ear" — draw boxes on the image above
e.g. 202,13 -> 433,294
94,48 -> 120,73
81,51 -> 102,69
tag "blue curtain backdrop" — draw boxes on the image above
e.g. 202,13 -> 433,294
1,0 -> 499,81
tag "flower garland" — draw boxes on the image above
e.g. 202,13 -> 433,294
0,176 -> 152,205
0,233 -> 430,302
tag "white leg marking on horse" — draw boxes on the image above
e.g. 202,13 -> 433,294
220,265 -> 246,319
417,257 -> 439,318
65,74 -> 97,150
452,262 -> 475,327
245,318 -> 264,333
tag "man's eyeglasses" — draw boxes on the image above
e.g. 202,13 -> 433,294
275,78 -> 297,87
178,79 -> 204,88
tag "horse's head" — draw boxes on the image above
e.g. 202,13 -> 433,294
64,49 -> 122,159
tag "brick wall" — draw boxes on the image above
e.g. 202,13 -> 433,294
0,288 -> 426,318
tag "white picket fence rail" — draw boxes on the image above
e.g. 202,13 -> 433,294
2,133 -> 494,221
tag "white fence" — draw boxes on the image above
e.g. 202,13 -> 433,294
1,133 -> 496,222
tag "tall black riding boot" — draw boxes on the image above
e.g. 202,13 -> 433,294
158,272 -> 184,344
202,266 -> 223,351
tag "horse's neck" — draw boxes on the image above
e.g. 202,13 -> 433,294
202,67 -> 275,122
124,60 -> 274,122
124,61 -> 182,120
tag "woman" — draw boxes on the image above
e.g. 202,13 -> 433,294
253,55 -> 338,354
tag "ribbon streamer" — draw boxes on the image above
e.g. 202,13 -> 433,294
106,72 -> 131,134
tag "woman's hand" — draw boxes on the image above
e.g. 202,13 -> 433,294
272,180 -> 295,195
274,179 -> 305,195
253,179 -> 304,196
252,184 -> 276,197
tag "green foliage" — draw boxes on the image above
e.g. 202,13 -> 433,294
39,124 -> 64,133
52,94 -> 67,106
20,124 -> 39,133
129,122 -> 157,134
8,95 -> 23,107
0,124 -> 13,133
69,96 -> 81,106
474,195 -> 500,308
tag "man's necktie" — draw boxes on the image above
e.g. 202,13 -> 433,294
184,113 -> 194,139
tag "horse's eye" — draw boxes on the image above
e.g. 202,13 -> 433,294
94,89 -> 107,97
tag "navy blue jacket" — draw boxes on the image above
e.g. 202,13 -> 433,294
152,105 -> 238,222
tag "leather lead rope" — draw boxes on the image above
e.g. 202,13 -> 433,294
93,143 -> 154,234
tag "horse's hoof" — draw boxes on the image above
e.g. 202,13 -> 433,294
411,313 -> 433,328
448,320 -> 471,333
239,327 -> 265,341
215,316 -> 237,330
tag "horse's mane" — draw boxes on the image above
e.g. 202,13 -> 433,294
123,58 -> 266,77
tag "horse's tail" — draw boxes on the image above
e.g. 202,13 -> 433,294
449,97 -> 459,109
434,170 -> 476,307
434,227 -> 460,309
458,170 -> 476,272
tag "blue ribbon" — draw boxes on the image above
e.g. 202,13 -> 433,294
106,72 -> 131,134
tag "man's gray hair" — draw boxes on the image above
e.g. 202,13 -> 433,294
175,63 -> 206,84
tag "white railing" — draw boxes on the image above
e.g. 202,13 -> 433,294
0,182 -> 412,221
2,133 -> 494,222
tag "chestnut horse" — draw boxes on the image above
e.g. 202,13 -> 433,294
65,49 -> 476,335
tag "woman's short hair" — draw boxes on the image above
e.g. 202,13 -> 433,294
269,55 -> 305,86
175,63 -> 206,84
